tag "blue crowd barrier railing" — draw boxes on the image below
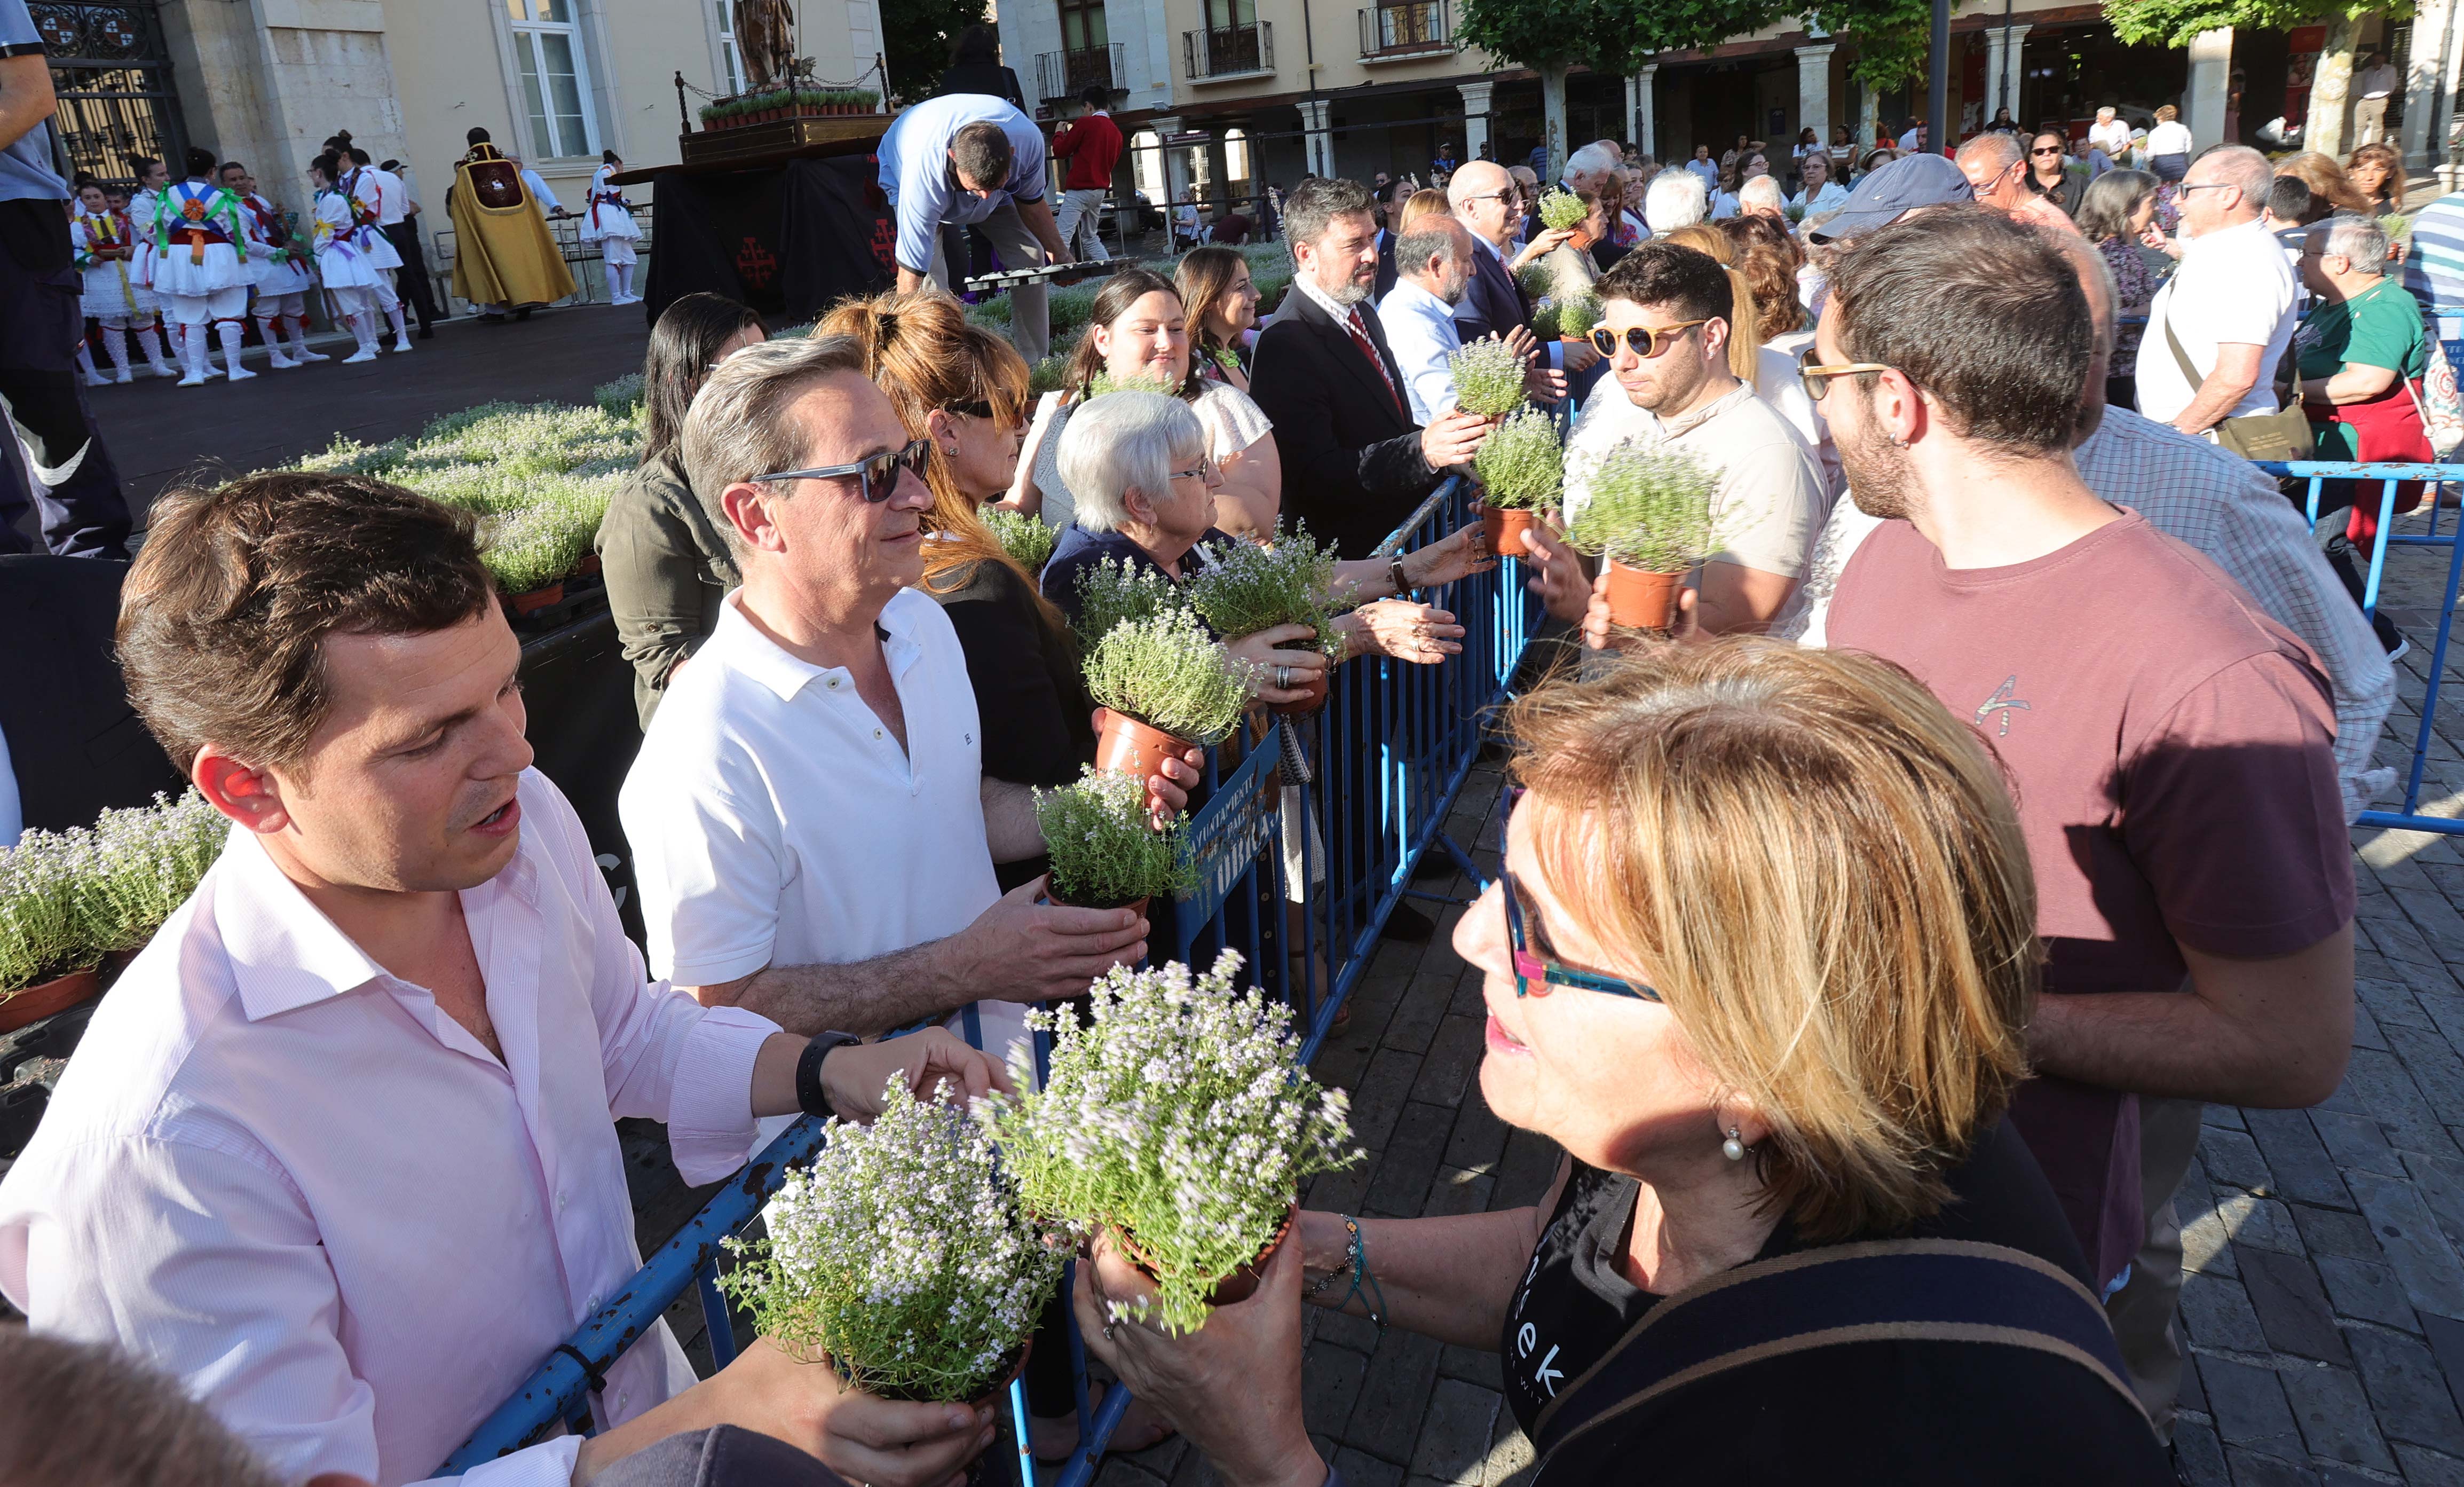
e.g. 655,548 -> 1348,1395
2257,458 -> 2464,837
445,473 -> 1537,1482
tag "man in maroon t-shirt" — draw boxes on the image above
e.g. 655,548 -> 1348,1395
1808,208 -> 2355,1413
1052,85 -> 1124,264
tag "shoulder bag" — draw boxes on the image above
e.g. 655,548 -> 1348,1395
1526,1237 -> 2152,1483
2165,312 -> 2314,461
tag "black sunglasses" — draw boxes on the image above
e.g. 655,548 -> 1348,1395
748,437 -> 931,503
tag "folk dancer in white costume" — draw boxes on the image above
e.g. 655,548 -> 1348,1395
123,154 -> 188,369
335,153 -> 414,353
582,151 -> 643,305
222,163 -> 325,369
65,188 -> 106,386
309,151 -> 403,364
149,148 -> 257,386
71,183 -> 175,382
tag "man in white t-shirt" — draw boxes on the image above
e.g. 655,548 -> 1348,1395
620,335 -> 1170,1056
2088,107 -> 2133,161
2354,51 -> 2399,146
2134,146 -> 2299,437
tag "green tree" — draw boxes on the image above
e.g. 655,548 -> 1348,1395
2100,0 -> 2401,154
1808,0 -> 1940,98
879,0 -> 991,102
1458,0 -> 1788,179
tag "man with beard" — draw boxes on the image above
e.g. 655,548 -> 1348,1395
1547,242 -> 1827,635
1379,214 -> 1559,423
1807,207 -> 2355,1421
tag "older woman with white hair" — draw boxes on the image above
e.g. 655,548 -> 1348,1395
1036,390 -> 1492,672
1644,168 -> 1708,236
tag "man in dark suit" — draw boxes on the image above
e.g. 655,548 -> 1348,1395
1251,177 -> 1490,562
1372,178 -> 1411,301
1447,160 -> 1598,380
0,555 -> 185,838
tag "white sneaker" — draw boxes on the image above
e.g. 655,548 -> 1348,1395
393,339 -> 415,353
176,371 -> 209,387
226,364 -> 258,381
294,347 -> 330,363
267,353 -> 299,370
342,346 -> 381,364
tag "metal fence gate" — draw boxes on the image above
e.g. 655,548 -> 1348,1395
31,0 -> 188,187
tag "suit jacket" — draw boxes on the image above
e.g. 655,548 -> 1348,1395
0,555 -> 185,835
1250,288 -> 1448,561
1452,235 -> 1530,345
1375,228 -> 1400,301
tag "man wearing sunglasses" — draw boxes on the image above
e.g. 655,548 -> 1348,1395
621,336 -> 1166,1065
1527,242 -> 1826,637
1953,132 -> 2082,240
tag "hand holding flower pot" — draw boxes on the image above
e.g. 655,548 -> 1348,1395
1084,610 -> 1252,780
980,953 -> 1361,1336
1472,405 -> 1564,558
1563,439 -> 1719,633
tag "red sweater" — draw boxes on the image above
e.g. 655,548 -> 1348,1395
1053,111 -> 1124,191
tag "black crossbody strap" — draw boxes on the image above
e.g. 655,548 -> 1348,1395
1529,1238 -> 2146,1475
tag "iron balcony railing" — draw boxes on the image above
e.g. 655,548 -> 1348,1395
1183,20 -> 1272,79
1359,0 -> 1450,58
1034,42 -> 1124,101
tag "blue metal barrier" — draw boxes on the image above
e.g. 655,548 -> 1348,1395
445,473 -> 1535,1480
2257,459 -> 2464,836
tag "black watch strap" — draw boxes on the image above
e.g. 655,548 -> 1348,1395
795,1032 -> 864,1119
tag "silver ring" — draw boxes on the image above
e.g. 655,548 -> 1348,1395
1102,1323 -> 1117,1341
1274,665 -> 1292,689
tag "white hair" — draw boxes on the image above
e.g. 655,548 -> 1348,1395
1645,170 -> 1708,234
1739,176 -> 1784,212
2321,211 -> 2390,274
1566,142 -> 1621,184
1056,390 -> 1205,533
2194,144 -> 2276,210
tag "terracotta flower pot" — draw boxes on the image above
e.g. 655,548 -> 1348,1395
0,966 -> 99,1034
1044,880 -> 1151,920
1267,672 -> 1328,717
507,582 -> 564,617
1604,559 -> 1685,630
1568,225 -> 1598,250
1480,501 -> 1539,559
1093,707 -> 1194,784
1099,1207 -> 1295,1315
578,552 -> 603,576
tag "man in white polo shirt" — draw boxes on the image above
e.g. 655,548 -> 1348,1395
2135,145 -> 2300,439
620,335 -> 1158,1051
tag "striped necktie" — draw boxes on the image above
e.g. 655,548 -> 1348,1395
1342,305 -> 1405,417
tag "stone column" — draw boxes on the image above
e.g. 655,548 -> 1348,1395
2186,27 -> 2232,152
1297,99 -> 1334,177
2406,0 -> 2455,168
1150,114 -> 1190,224
1459,80 -> 1494,164
1999,23 -> 2031,122
1634,64 -> 1659,159
1984,30 -> 2008,119
1795,43 -> 1835,144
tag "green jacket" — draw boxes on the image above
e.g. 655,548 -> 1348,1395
597,454 -> 741,728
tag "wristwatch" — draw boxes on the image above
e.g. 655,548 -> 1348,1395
794,1032 -> 864,1119
1388,552 -> 1412,596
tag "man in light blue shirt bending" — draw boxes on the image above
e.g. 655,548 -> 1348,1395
878,92 -> 1070,361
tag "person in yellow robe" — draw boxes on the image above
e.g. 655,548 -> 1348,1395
447,127 -> 575,319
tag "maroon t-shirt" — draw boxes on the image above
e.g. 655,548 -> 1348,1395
1828,509 -> 2354,1282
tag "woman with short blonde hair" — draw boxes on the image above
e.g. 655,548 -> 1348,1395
1397,186 -> 1450,235
1071,641 -> 2170,1484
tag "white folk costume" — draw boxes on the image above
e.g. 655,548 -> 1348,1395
72,207 -> 174,382
127,183 -> 160,293
151,178 -> 257,385
312,183 -> 402,364
235,193 -> 325,368
581,163 -> 642,305
335,166 -> 413,352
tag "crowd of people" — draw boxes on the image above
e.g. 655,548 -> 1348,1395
0,15 -> 2449,1479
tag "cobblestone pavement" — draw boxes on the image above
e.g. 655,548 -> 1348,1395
1096,502 -> 2464,1487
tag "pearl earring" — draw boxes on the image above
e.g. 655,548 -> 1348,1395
1722,1127 -> 1747,1162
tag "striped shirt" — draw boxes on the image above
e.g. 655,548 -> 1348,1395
1776,405 -> 2396,819
2403,191 -> 2464,313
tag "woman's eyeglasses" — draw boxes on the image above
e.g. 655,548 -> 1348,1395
1588,320 -> 1709,359
749,437 -> 932,503
1498,787 -> 1661,1002
1167,454 -> 1217,483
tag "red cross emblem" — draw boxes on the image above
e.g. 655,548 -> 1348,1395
735,236 -> 778,290
867,219 -> 895,271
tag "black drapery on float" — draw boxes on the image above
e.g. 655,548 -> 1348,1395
641,155 -> 896,325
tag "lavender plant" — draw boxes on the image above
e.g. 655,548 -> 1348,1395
722,1079 -> 1068,1402
1034,767 -> 1196,909
980,953 -> 1362,1334
1083,610 -> 1252,745
1187,525 -> 1343,661
1447,337 -> 1527,419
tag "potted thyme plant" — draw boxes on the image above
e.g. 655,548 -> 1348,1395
1447,337 -> 1526,421
1470,405 -> 1563,558
1186,524 -> 1344,715
1557,292 -> 1600,348
980,952 -> 1361,1335
1535,187 -> 1591,246
1565,439 -> 1719,631
0,791 -> 227,1031
981,506 -> 1058,576
1082,609 -> 1252,782
1034,767 -> 1196,914
1071,555 -> 1189,650
722,1079 -> 1067,1404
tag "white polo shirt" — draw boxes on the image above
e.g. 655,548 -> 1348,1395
2134,214 -> 2300,426
620,587 -> 1008,1039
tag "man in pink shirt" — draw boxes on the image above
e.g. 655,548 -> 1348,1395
1955,130 -> 2083,239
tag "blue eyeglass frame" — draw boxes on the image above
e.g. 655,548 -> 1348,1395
1498,786 -> 1662,1002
